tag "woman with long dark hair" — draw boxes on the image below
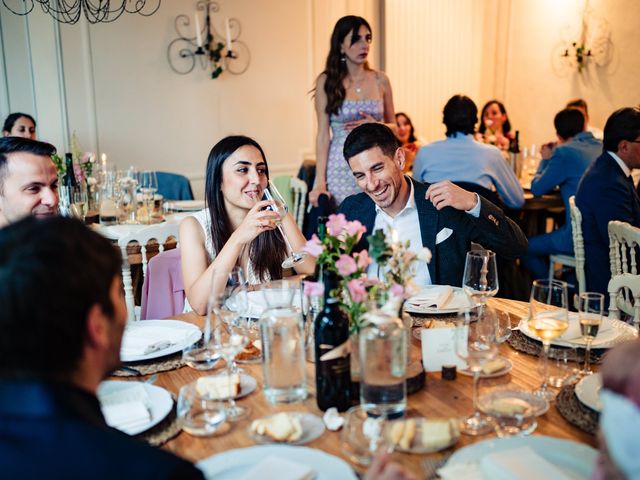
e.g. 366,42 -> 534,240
477,100 -> 513,150
180,135 -> 314,314
2,112 -> 36,139
309,15 -> 395,208
395,112 -> 421,173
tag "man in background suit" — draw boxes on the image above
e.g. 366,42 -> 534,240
338,123 -> 527,287
576,107 -> 640,298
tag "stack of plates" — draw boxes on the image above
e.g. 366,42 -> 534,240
165,200 -> 205,212
120,319 -> 201,362
574,373 -> 603,412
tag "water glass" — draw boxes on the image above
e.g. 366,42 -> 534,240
341,405 -> 389,466
462,250 -> 499,308
258,279 -> 307,404
177,381 -> 228,436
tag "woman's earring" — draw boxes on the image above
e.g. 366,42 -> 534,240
340,53 -> 346,63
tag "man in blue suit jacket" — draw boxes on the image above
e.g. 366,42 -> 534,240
522,107 -> 601,280
576,107 -> 640,299
337,123 -> 527,288
0,217 -> 204,480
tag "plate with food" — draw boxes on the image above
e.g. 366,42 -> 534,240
120,319 -> 201,362
459,357 -> 513,378
248,412 -> 325,445
404,286 -> 472,315
386,417 -> 459,454
196,373 -> 257,401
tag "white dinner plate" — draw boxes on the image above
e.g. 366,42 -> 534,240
98,380 -> 173,436
404,286 -> 472,315
445,435 -> 597,479
575,373 -> 603,412
248,412 -> 325,445
245,289 -> 302,318
197,445 -> 357,480
165,200 -> 205,212
120,319 -> 202,362
518,314 -> 637,349
93,223 -> 149,240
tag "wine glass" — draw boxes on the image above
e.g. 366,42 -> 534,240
263,181 -> 307,269
578,292 -> 604,376
455,306 -> 499,435
210,294 -> 251,421
528,279 -> 569,401
462,250 -> 499,311
139,170 -> 158,224
71,183 -> 88,220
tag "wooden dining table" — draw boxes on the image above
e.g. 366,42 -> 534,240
139,297 -> 597,477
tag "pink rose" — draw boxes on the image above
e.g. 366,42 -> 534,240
336,254 -> 357,276
303,281 -> 324,297
347,279 -> 367,303
390,283 -> 405,298
326,213 -> 347,236
344,220 -> 366,241
302,234 -> 324,257
356,250 -> 372,270
80,152 -> 92,164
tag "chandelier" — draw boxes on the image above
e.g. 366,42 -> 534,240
167,1 -> 250,80
2,0 -> 161,24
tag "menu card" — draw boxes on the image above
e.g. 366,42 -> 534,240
421,326 -> 467,372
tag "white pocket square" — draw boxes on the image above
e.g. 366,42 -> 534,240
435,228 -> 453,245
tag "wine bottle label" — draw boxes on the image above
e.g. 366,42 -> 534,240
319,339 -> 350,361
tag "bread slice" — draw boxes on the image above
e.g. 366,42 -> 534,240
482,358 -> 506,375
196,373 -> 241,400
488,398 -> 529,416
421,420 -> 452,450
251,413 -> 304,442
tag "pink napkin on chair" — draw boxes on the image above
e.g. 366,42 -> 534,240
141,248 -> 185,320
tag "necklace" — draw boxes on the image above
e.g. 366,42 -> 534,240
350,73 -> 365,96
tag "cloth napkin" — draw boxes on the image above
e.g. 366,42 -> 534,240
558,314 -> 612,345
99,384 -> 151,434
407,286 -> 458,310
237,456 -> 315,480
245,290 -> 302,318
438,446 -> 571,480
120,324 -> 192,357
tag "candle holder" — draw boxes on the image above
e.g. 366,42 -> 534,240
167,1 -> 250,79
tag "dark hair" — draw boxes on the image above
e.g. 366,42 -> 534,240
478,100 -> 512,135
321,16 -> 372,116
603,107 -> 640,153
343,123 -> 399,162
0,136 -> 56,194
395,112 -> 417,143
554,108 -> 585,140
443,95 -> 478,137
0,216 -> 121,379
566,98 -> 588,115
2,112 -> 36,133
205,136 -> 286,281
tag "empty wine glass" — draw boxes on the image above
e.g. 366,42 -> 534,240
263,181 -> 307,269
578,292 -> 604,376
528,279 -> 569,401
139,170 -> 158,224
462,250 -> 499,311
455,307 -> 499,435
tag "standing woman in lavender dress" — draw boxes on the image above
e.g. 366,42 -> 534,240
309,15 -> 396,208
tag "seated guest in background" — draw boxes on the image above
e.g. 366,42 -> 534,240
522,107 -> 602,280
395,112 -> 421,173
0,136 -> 58,228
413,95 -> 524,210
567,98 -> 604,140
180,135 -> 314,314
0,217 -> 204,479
338,123 -> 527,287
576,107 -> 640,298
477,99 -> 514,150
2,112 -> 36,140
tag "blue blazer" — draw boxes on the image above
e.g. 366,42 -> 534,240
576,152 -> 640,297
0,380 -> 204,480
337,178 -> 528,287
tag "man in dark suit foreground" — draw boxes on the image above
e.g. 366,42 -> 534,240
576,107 -> 640,299
338,123 -> 527,287
0,217 -> 204,480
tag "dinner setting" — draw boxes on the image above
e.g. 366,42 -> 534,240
1,1 -> 639,479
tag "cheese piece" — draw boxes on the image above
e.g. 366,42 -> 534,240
488,398 -> 529,416
421,420 -> 452,449
482,358 -> 506,375
196,373 -> 241,400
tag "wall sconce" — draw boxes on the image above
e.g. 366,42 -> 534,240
167,1 -> 250,79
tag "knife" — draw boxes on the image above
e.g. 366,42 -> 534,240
143,340 -> 175,355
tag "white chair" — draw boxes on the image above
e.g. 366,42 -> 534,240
290,177 -> 308,230
607,220 -> 640,329
548,196 -> 577,284
569,196 -> 586,296
117,223 -> 180,323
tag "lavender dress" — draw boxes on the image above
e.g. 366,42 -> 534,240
327,99 -> 384,205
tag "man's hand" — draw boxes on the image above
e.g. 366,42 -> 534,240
426,181 -> 478,211
364,450 -> 416,480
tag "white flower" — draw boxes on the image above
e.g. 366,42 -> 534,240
417,247 -> 432,263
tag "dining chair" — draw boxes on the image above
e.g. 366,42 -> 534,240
290,177 -> 308,230
117,223 -> 180,323
547,197 -> 579,289
607,220 -> 640,328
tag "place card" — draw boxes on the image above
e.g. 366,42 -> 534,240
421,326 -> 467,372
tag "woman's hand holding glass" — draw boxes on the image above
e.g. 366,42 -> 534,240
232,199 -> 279,245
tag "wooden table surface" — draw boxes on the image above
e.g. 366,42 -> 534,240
141,297 -> 596,476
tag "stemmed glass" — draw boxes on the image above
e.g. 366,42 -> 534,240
455,307 -> 499,435
462,250 -> 499,312
71,182 -> 88,220
263,180 -> 307,269
578,292 -> 604,376
139,170 -> 158,224
528,279 -> 569,401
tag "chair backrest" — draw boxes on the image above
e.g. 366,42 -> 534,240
117,223 -> 180,322
290,177 -> 308,229
607,220 -> 640,326
156,171 -> 194,201
569,196 -> 586,295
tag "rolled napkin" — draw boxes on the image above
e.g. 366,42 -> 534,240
479,446 -> 571,480
557,314 -> 612,345
99,383 -> 151,434
120,324 -> 193,357
237,456 -> 315,480
407,286 -> 454,310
